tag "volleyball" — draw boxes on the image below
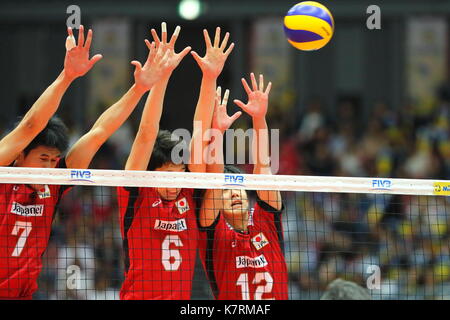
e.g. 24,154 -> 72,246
283,1 -> 334,51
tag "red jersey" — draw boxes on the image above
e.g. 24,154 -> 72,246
0,159 -> 70,299
117,187 -> 200,300
199,198 -> 288,300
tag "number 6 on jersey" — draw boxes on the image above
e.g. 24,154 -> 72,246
162,234 -> 183,271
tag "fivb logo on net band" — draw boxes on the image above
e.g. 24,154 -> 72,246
70,170 -> 94,183
224,174 -> 245,187
170,121 -> 280,173
371,179 -> 392,191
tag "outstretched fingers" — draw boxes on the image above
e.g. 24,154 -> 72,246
169,25 -> 181,47
216,86 -> 222,101
77,25 -> 85,47
190,50 -> 203,65
241,77 -> 252,96
243,73 -> 271,94
233,99 -> 247,112
203,29 -> 213,49
161,22 -> 167,44
144,39 -> 153,51
250,73 -> 258,91
131,60 -> 143,72
65,27 -> 76,51
178,46 -> 192,60
264,81 -> 272,95
224,42 -> 235,57
229,111 -> 242,123
145,41 -> 157,63
213,27 -> 221,48
259,74 -> 264,91
84,29 -> 93,50
150,28 -> 161,46
89,54 -> 103,67
221,89 -> 229,106
220,32 -> 230,51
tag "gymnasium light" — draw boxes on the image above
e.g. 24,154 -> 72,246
178,0 -> 202,20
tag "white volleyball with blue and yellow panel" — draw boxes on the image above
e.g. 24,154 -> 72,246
284,1 -> 334,51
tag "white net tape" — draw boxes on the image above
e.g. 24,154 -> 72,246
0,166 -> 448,196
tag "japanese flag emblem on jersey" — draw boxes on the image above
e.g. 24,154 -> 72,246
251,232 -> 269,250
37,185 -> 51,199
175,197 -> 189,214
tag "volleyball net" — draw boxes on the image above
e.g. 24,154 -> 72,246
0,166 -> 449,300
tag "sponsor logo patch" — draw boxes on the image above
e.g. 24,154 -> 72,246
11,202 -> 44,217
236,254 -> 268,269
251,232 -> 269,250
152,199 -> 162,207
434,182 -> 450,195
154,218 -> 187,232
175,197 -> 189,214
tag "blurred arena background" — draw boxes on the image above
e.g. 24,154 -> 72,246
0,0 -> 449,299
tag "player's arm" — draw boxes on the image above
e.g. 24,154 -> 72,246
125,23 -> 191,171
234,73 -> 282,210
0,26 -> 102,166
200,89 -> 241,227
66,37 -> 173,169
188,27 -> 234,173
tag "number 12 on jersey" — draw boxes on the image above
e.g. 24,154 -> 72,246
236,272 -> 275,300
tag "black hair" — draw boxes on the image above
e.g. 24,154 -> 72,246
20,116 -> 69,156
147,130 -> 187,171
224,165 -> 243,174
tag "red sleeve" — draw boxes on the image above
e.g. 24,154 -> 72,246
116,186 -> 129,209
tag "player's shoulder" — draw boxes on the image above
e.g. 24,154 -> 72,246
0,182 -> 16,196
0,163 -> 22,195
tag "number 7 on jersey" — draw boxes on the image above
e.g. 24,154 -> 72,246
11,221 -> 32,257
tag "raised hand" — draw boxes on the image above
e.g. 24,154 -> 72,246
234,73 -> 271,119
132,42 -> 171,92
64,25 -> 103,80
148,22 -> 191,76
191,27 -> 234,78
212,87 -> 241,133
